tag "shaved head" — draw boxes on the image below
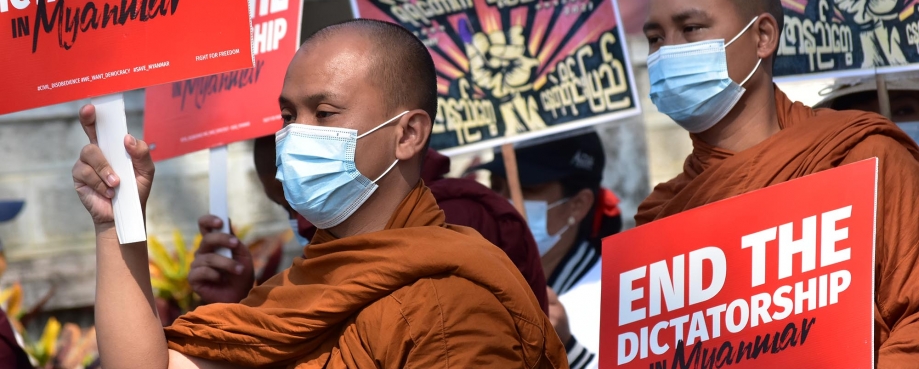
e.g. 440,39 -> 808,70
278,17 -> 438,234
733,0 -> 784,39
303,19 -> 438,130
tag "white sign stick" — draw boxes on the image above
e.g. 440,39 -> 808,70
91,93 -> 147,244
209,145 -> 233,259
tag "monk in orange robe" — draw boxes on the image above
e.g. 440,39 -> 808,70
71,20 -> 567,368
640,0 -> 919,365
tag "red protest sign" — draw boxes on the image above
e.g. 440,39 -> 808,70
600,159 -> 877,368
143,0 -> 303,161
0,0 -> 253,115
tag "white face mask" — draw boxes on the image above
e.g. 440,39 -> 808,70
275,111 -> 408,229
648,16 -> 761,133
289,218 -> 309,247
522,199 -> 575,256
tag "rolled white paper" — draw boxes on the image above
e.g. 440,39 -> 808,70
91,93 -> 147,244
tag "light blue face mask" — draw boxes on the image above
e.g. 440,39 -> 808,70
523,199 -> 575,256
275,111 -> 409,229
648,17 -> 762,133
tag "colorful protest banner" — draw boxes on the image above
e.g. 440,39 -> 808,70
0,0 -> 254,115
143,0 -> 303,161
351,0 -> 641,155
600,159 -> 877,368
776,0 -> 919,80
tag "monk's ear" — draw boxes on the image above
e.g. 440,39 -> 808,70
570,188 -> 596,224
754,13 -> 780,62
394,109 -> 432,162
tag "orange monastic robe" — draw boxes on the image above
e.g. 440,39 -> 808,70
165,183 -> 568,368
637,87 -> 919,366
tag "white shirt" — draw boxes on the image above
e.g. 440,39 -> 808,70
559,259 -> 602,369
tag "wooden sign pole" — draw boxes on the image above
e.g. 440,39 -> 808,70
501,143 -> 527,221
876,73 -> 892,120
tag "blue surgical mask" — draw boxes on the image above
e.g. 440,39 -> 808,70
523,199 -> 574,256
275,111 -> 409,229
648,17 -> 761,133
288,218 -> 309,247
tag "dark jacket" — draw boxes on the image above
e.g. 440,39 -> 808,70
0,310 -> 32,369
422,149 -> 548,313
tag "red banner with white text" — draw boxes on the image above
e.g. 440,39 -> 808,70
601,159 -> 877,368
0,0 -> 253,115
143,0 -> 303,161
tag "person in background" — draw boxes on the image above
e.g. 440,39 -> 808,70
74,19 -> 566,368
814,76 -> 919,144
0,201 -> 25,279
252,135 -> 314,248
474,131 -> 622,369
0,200 -> 32,369
186,135 -> 313,307
422,148 -> 549,312
639,0 -> 919,363
815,76 -> 919,122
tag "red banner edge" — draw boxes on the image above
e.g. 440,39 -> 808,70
870,156 -> 878,367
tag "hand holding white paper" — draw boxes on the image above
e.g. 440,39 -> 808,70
91,94 -> 147,244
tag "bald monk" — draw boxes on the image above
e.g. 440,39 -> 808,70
640,0 -> 919,364
72,19 -> 567,368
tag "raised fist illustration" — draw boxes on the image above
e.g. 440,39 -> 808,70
460,19 -> 539,99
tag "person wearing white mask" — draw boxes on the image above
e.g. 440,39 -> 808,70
475,131 -> 623,369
